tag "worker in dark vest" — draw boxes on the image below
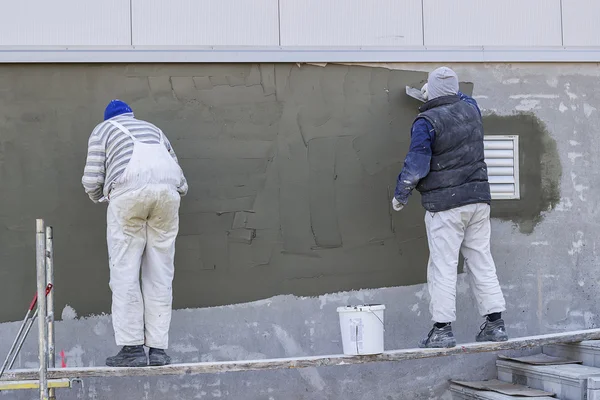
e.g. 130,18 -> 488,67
392,67 -> 508,348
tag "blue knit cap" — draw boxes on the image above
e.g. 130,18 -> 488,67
104,100 -> 133,120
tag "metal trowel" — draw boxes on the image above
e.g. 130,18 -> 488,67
405,85 -> 427,103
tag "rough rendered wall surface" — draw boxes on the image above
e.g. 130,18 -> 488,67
0,63 -> 597,399
0,64 -> 560,321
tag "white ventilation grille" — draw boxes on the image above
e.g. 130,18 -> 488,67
483,135 -> 520,200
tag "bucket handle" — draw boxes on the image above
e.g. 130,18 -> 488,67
369,309 -> 385,332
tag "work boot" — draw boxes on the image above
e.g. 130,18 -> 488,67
419,324 -> 456,348
476,318 -> 509,342
148,348 -> 172,366
106,345 -> 147,367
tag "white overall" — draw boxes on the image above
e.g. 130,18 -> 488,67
425,203 -> 506,323
106,120 -> 183,349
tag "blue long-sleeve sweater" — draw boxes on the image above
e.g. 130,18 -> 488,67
394,92 -> 482,204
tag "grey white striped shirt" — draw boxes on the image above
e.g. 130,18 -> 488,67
82,113 -> 188,202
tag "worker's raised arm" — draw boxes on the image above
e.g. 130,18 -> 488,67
394,118 -> 435,205
458,91 -> 482,117
161,131 -> 188,196
81,126 -> 107,203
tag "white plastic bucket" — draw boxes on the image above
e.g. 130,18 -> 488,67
337,304 -> 385,355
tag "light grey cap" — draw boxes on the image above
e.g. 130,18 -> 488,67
427,66 -> 459,100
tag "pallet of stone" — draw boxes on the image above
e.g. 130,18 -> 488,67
450,379 -> 555,397
497,359 -> 600,400
544,341 -> 600,368
587,376 -> 600,400
449,383 -> 556,400
498,354 -> 582,366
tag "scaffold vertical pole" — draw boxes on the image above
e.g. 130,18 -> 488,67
36,219 -> 48,400
45,226 -> 55,400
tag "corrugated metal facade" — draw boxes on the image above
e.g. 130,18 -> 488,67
0,0 -> 131,46
132,0 -> 279,46
423,0 -> 562,47
562,0 -> 600,46
280,0 -> 423,46
0,0 -> 599,61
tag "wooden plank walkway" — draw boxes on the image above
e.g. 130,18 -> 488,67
3,328 -> 600,381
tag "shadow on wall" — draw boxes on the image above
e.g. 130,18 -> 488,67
0,63 -> 560,322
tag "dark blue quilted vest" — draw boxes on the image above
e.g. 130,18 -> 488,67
416,95 -> 491,212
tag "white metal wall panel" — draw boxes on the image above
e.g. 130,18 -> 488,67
280,0 -> 423,46
484,136 -> 520,200
0,0 -> 130,46
423,0 -> 562,47
132,0 -> 279,46
563,0 -> 600,46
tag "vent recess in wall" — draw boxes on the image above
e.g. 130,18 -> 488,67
483,135 -> 520,200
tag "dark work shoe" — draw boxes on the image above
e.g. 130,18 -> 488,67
418,324 -> 457,348
106,345 -> 147,367
149,348 -> 172,366
476,318 -> 509,342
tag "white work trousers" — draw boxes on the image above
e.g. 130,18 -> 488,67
425,203 -> 506,323
106,120 -> 184,349
107,185 -> 180,349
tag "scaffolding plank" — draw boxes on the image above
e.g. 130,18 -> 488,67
2,329 -> 600,380
0,378 -> 71,390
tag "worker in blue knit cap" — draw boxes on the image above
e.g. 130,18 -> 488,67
82,100 -> 188,367
393,67 -> 508,348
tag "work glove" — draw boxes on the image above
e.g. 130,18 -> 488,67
392,198 -> 404,212
421,83 -> 429,101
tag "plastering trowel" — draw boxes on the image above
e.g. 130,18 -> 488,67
405,85 -> 427,103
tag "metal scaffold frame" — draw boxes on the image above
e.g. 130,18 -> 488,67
36,220 -> 49,400
2,219 -> 600,399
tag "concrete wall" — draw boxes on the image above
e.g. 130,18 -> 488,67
0,63 -> 598,399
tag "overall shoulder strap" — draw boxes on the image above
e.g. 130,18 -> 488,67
108,120 -> 136,142
157,129 -> 165,145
